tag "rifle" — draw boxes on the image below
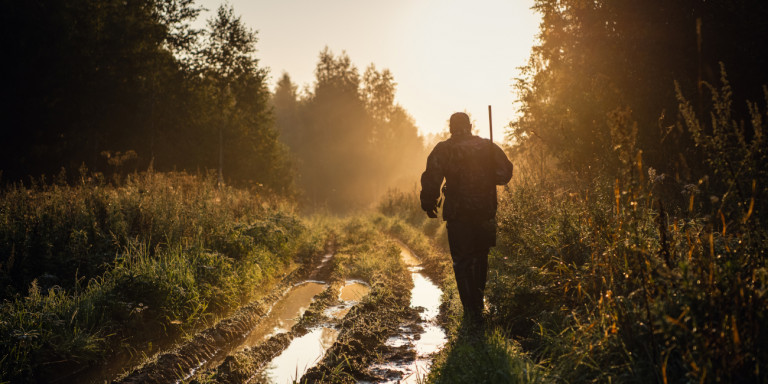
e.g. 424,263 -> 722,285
488,105 -> 493,143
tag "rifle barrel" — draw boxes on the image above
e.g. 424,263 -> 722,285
488,105 -> 493,143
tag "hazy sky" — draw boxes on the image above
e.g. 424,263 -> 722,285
195,0 -> 540,140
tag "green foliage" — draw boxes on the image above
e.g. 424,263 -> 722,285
0,171 -> 274,296
486,166 -> 767,381
506,8 -> 768,379
429,329 -> 545,384
195,5 -> 293,190
201,5 -> 259,83
378,188 -> 427,228
377,188 -> 449,252
0,171 -> 319,383
2,1 -> 293,192
331,219 -> 405,285
676,66 -> 768,227
513,0 -> 768,183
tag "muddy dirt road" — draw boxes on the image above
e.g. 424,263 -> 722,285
85,237 -> 447,384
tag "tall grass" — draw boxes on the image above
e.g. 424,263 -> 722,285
378,74 -> 767,382
0,171 -> 321,383
487,172 -> 765,381
376,188 -> 449,252
486,73 -> 767,382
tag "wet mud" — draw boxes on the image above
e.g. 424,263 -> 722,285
364,243 -> 448,383
301,241 -> 448,383
196,278 -> 369,383
85,236 -> 448,384
107,246 -> 337,384
196,281 -> 328,375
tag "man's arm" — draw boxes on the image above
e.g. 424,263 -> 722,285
493,143 -> 513,185
420,144 -> 445,218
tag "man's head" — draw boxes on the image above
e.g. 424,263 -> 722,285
449,112 -> 471,135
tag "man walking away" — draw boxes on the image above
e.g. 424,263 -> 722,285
420,112 -> 513,325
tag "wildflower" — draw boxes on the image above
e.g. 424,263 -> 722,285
648,167 -> 666,183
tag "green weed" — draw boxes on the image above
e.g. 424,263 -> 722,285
0,171 -> 321,383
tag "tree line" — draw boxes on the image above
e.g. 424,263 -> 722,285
273,49 -> 425,211
513,0 -> 768,199
2,1 -> 426,205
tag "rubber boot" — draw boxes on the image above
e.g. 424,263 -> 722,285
465,257 -> 486,326
453,269 -> 474,316
471,250 -> 489,314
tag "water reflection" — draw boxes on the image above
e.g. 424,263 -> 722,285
264,327 -> 339,384
410,273 -> 441,320
325,280 -> 370,319
339,280 -> 370,301
240,282 -> 327,347
261,279 -> 370,382
370,242 -> 448,384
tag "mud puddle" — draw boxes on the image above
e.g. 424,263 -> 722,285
262,327 -> 339,383
241,281 -> 328,345
259,280 -> 370,383
325,280 -> 370,319
188,252 -> 340,377
189,282 -> 327,377
368,242 -> 448,383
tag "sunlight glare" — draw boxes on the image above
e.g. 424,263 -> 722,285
195,0 -> 539,140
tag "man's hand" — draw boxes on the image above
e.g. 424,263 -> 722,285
422,201 -> 438,218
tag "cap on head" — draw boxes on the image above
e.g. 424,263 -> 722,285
449,112 -> 471,134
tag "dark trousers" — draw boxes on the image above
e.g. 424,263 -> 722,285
446,219 -> 494,319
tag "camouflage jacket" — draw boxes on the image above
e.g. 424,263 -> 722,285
420,133 -> 513,221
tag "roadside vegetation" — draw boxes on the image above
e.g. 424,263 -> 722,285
0,171 -> 325,383
376,1 -> 767,382
377,73 -> 767,382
